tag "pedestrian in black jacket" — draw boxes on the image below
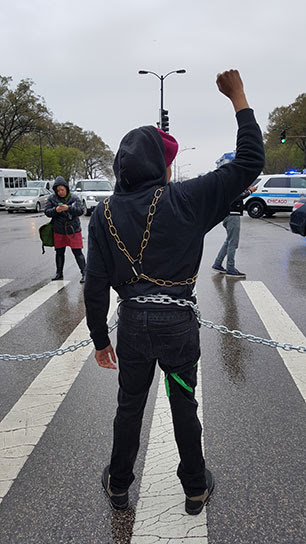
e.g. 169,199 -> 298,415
45,176 -> 86,283
84,70 -> 265,514
212,185 -> 257,278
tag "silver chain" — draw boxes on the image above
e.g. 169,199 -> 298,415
0,295 -> 305,362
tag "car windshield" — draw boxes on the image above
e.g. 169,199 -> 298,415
28,182 -> 44,187
13,189 -> 39,196
81,181 -> 112,191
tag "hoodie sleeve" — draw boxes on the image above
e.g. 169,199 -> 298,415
68,195 -> 83,217
44,196 -> 58,218
180,108 -> 265,233
84,214 -> 111,350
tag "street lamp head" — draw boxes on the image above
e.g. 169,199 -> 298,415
138,70 -> 148,74
176,69 -> 186,74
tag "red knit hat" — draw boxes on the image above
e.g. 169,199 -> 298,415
157,128 -> 179,167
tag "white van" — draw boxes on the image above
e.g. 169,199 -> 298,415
244,173 -> 306,218
0,169 -> 27,207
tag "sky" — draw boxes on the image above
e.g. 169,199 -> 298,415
1,0 -> 305,179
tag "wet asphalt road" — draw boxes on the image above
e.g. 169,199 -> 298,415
0,208 -> 305,544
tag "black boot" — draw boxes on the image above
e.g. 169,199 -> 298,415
73,251 -> 86,284
52,251 -> 65,280
80,270 -> 86,284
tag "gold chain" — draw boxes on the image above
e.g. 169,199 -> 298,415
104,187 -> 197,287
127,272 -> 198,287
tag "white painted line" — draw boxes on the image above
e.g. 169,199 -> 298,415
131,362 -> 207,544
242,281 -> 306,401
0,279 -> 13,289
0,281 -> 70,338
0,288 -> 118,504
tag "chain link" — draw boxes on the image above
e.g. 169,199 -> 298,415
128,294 -> 306,354
0,296 -> 305,361
0,321 -> 118,362
104,188 -> 197,288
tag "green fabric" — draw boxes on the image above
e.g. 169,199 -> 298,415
63,192 -> 71,202
39,222 -> 54,254
164,372 -> 193,398
171,373 -> 193,392
164,374 -> 170,397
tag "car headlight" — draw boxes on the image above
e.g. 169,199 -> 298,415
28,200 -> 34,203
5,200 -> 10,204
87,196 -> 96,200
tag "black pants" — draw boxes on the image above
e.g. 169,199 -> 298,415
109,304 -> 207,497
55,247 -> 86,272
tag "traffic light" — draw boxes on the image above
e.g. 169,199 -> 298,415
280,130 -> 286,144
161,109 -> 169,132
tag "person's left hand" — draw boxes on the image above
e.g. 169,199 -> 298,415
60,204 -> 69,211
95,344 -> 117,369
249,186 -> 257,193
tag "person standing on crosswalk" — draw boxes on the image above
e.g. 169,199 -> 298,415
212,185 -> 257,278
45,176 -> 86,283
84,70 -> 265,515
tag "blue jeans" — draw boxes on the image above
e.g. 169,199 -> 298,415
109,304 -> 207,497
214,214 -> 241,271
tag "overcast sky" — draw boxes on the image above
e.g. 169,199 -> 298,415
1,0 -> 305,179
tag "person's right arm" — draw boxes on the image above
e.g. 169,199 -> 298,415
44,197 -> 58,217
180,70 -> 265,233
45,198 -> 68,217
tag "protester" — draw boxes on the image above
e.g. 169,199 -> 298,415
45,176 -> 86,283
212,186 -> 257,278
84,70 -> 265,515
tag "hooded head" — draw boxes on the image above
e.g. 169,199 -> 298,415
53,176 -> 69,198
113,126 -> 178,193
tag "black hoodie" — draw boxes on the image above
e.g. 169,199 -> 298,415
84,109 -> 265,349
45,176 -> 83,234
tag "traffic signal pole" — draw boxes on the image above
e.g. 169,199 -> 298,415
160,75 -> 164,126
138,69 -> 186,134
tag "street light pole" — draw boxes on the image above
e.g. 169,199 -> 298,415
38,131 -> 44,180
174,147 -> 196,182
178,163 -> 191,182
138,69 -> 186,131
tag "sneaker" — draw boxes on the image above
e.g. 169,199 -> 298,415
80,271 -> 85,284
212,264 -> 226,273
185,469 -> 214,515
101,465 -> 129,510
226,268 -> 246,278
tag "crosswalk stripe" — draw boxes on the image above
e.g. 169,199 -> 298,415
0,279 -> 13,289
242,281 -> 306,401
131,362 -> 207,543
0,288 -> 118,504
0,280 -> 70,338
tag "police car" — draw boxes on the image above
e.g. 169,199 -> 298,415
244,172 -> 306,218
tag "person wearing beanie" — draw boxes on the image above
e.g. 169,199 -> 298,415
84,70 -> 265,514
45,176 -> 86,283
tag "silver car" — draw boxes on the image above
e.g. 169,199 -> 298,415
5,188 -> 50,213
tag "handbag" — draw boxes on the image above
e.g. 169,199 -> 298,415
39,221 -> 54,254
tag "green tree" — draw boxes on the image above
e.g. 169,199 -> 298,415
264,94 -> 306,172
52,123 -> 114,178
0,76 -> 51,166
53,146 -> 84,181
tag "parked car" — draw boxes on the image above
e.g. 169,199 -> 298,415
244,173 -> 306,218
71,179 -> 113,215
289,196 -> 306,237
5,188 -> 50,213
27,180 -> 53,191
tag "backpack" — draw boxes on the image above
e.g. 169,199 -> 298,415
39,222 -> 54,254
